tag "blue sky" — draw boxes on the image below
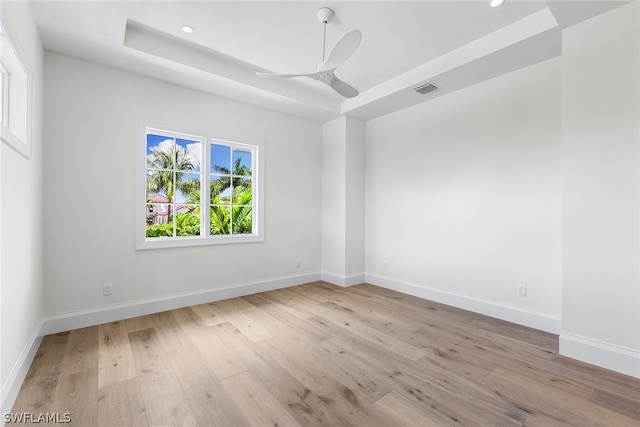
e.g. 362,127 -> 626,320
147,133 -> 252,174
146,132 -> 252,204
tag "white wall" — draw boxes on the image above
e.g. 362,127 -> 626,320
0,0 -> 44,414
43,53 -> 322,316
365,57 -> 563,324
560,2 -> 639,376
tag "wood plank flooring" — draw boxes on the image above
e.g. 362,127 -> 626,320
11,282 -> 640,426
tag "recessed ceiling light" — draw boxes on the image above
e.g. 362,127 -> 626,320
181,25 -> 193,34
489,0 -> 505,7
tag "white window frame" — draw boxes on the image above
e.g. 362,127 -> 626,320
136,120 -> 265,250
0,10 -> 33,159
1,63 -> 8,125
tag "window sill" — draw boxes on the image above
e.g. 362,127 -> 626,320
136,234 -> 264,250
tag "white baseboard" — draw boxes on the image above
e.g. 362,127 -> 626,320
41,272 -> 321,335
368,274 -> 640,378
559,333 -> 640,378
321,272 -> 366,287
1,319 -> 43,420
366,273 -> 562,334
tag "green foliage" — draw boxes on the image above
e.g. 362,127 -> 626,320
146,212 -> 201,237
210,206 -> 230,235
211,157 -> 252,195
210,187 -> 253,235
145,223 -> 173,238
231,187 -> 252,234
175,212 -> 200,236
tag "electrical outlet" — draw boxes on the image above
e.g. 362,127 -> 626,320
295,259 -> 301,268
103,283 -> 112,296
518,285 -> 527,296
383,262 -> 388,269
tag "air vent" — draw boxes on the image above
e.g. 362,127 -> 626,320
413,82 -> 438,95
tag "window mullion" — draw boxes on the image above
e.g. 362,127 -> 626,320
172,170 -> 177,238
203,139 -> 211,237
229,175 -> 234,234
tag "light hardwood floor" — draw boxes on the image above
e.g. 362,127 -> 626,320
11,282 -> 640,426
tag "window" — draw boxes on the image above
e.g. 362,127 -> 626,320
1,63 -> 7,125
137,123 -> 264,249
0,12 -> 32,159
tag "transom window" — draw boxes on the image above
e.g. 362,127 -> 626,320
0,63 -> 8,126
0,13 -> 33,159
137,123 -> 263,249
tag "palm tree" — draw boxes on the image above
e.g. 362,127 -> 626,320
210,187 -> 252,235
210,205 -> 230,235
146,144 -> 196,231
212,157 -> 251,197
175,211 -> 200,236
210,156 -> 252,234
146,145 -> 195,202
231,187 -> 253,233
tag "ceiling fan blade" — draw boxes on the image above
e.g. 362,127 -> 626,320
328,75 -> 359,98
318,29 -> 362,72
256,71 -> 315,78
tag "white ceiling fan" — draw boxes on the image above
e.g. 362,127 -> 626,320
256,7 -> 362,98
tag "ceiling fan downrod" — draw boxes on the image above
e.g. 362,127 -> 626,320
316,7 -> 334,62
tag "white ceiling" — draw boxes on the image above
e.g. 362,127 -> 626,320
29,0 -> 628,122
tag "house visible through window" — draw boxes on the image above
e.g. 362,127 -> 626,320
138,124 -> 263,249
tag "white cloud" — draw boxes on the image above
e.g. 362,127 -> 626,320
148,138 -> 202,171
146,138 -> 174,164
185,142 -> 202,170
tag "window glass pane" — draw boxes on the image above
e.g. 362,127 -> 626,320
210,206 -> 231,235
146,203 -> 169,223
146,170 -> 175,202
147,134 -> 175,169
210,178 -> 222,202
176,172 -> 200,204
175,205 -> 200,236
146,190 -> 170,205
176,138 -> 201,172
212,174 -> 231,205
211,143 -> 231,174
146,204 -> 174,238
232,149 -> 252,175
0,68 -> 4,124
232,178 -> 252,204
232,205 -> 252,234
145,170 -> 154,200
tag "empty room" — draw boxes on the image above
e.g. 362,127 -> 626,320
1,0 -> 639,425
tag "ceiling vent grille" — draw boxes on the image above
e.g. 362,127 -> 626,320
413,82 -> 438,95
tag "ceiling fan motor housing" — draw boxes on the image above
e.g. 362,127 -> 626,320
317,7 -> 334,24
